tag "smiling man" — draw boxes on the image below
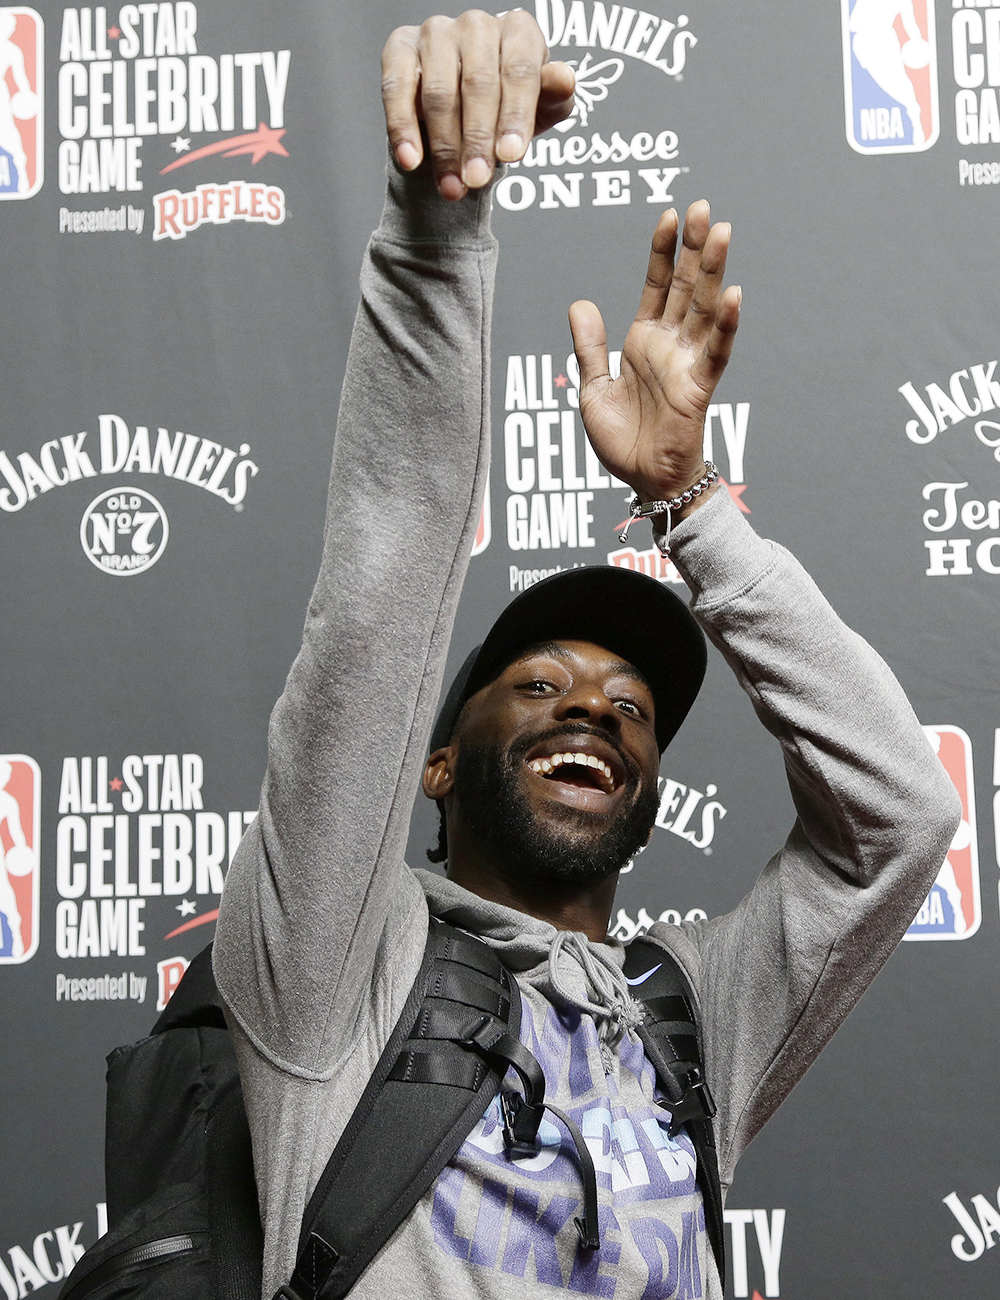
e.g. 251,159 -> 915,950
213,11 -> 960,1300
435,635 -> 662,911
422,566 -> 708,939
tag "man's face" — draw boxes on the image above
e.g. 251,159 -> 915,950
444,639 -> 661,886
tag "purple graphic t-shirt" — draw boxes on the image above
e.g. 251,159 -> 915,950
430,987 -> 708,1299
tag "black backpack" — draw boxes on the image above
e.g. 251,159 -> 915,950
59,917 -> 724,1300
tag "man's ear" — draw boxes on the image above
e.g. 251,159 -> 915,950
422,746 -> 456,801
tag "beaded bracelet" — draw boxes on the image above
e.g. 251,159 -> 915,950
616,460 -> 720,555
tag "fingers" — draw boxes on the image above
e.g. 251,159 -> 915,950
380,10 -> 565,199
634,202 -> 740,401
418,16 -> 468,199
662,200 -> 712,329
568,300 -> 612,394
690,284 -> 742,396
657,201 -> 734,356
635,208 -> 679,323
495,12 -> 549,162
382,27 -> 423,172
678,217 -> 732,349
453,11 -> 506,188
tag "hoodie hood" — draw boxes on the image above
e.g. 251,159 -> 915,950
413,868 -> 644,1065
415,867 -> 569,969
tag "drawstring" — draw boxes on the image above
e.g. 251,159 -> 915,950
475,1024 -> 602,1250
480,931 -> 646,1252
500,1088 -> 601,1250
546,931 -> 645,1070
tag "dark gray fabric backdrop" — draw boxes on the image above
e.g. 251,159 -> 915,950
1,2 -> 997,1296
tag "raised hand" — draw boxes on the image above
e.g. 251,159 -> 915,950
569,202 -> 741,512
381,10 -> 575,200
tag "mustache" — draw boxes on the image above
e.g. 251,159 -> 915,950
507,722 -> 641,786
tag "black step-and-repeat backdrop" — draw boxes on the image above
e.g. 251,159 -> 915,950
2,2 -> 998,1296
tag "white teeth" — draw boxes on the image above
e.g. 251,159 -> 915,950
527,751 -> 615,792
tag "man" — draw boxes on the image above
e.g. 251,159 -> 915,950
214,11 -> 959,1300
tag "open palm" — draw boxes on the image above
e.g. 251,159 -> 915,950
569,202 -> 741,506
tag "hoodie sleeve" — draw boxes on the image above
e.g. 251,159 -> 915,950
212,160 -> 498,1076
658,488 -> 961,1187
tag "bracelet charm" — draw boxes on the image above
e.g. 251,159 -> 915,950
616,461 -> 720,555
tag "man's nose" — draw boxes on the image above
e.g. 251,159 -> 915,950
553,683 -> 620,729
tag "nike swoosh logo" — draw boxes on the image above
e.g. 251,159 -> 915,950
625,964 -> 662,986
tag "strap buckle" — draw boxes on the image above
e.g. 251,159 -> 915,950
470,1019 -> 547,1157
500,1089 -> 543,1158
278,1234 -> 340,1300
666,1067 -> 717,1137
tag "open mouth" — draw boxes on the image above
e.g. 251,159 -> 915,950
522,736 -> 627,806
526,751 -> 617,795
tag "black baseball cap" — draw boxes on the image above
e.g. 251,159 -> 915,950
430,566 -> 707,755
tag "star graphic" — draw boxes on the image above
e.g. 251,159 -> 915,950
108,25 -> 121,39
109,777 -> 123,791
230,122 -> 288,164
170,136 -> 192,154
722,479 -> 750,514
177,899 -> 198,917
160,123 -> 290,174
554,373 -> 569,388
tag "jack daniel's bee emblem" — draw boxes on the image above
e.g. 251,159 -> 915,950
554,54 -> 625,131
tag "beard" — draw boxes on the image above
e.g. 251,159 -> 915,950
452,725 -> 660,888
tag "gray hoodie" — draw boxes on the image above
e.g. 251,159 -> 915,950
213,160 -> 960,1300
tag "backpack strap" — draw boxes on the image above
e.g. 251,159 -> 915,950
151,943 -> 228,1032
152,943 -> 265,1300
623,934 -> 726,1291
278,917 -> 527,1300
206,1080 -> 264,1300
95,941 -> 264,1299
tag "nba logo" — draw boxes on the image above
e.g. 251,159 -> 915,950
471,467 -> 491,557
0,754 -> 40,963
842,0 -> 940,154
0,7 -> 43,198
905,727 -> 981,941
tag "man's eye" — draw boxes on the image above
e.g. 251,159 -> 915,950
614,699 -> 641,717
523,679 -> 556,693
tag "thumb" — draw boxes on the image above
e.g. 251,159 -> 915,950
540,60 -> 576,102
569,300 -> 611,396
537,61 -> 576,132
